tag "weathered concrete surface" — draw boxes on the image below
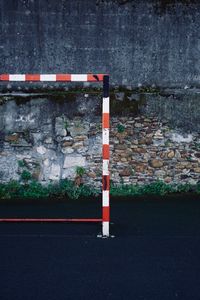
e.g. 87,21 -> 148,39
0,0 -> 200,88
142,89 -> 200,132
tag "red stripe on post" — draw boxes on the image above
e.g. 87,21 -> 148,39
103,207 -> 110,222
102,113 -> 110,129
25,74 -> 40,81
102,175 -> 110,191
87,74 -> 105,82
0,74 -> 9,81
56,74 -> 71,81
103,144 -> 109,159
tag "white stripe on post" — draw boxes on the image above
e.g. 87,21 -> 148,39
103,97 -> 109,113
102,76 -> 110,237
103,221 -> 109,237
102,128 -> 109,145
40,74 -> 56,81
71,74 -> 88,82
9,74 -> 25,81
103,191 -> 109,207
103,159 -> 109,176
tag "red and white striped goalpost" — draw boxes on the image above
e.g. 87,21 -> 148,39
0,73 -> 110,237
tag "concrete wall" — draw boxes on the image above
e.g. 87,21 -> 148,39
1,0 -> 200,88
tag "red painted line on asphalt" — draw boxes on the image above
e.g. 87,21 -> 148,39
0,218 -> 102,223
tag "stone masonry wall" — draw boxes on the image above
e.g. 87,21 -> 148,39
110,116 -> 200,186
0,92 -> 200,189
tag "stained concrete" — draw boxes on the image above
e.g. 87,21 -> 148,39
0,0 -> 200,88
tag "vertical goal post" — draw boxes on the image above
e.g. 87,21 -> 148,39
0,73 -> 110,237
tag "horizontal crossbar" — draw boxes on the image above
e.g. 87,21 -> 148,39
0,74 -> 107,82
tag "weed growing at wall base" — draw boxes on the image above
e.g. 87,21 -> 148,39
76,167 -> 86,177
0,180 -> 199,201
0,179 -> 99,201
110,181 -> 199,197
20,170 -> 32,182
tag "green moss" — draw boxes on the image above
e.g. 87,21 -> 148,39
18,160 -> 26,168
64,121 -> 69,130
111,93 -> 147,115
48,92 -> 76,103
0,85 -> 162,108
113,85 -> 161,94
138,86 -> 160,94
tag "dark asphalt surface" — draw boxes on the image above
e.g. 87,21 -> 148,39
0,194 -> 200,300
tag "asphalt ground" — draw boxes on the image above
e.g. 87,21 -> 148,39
0,194 -> 200,300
